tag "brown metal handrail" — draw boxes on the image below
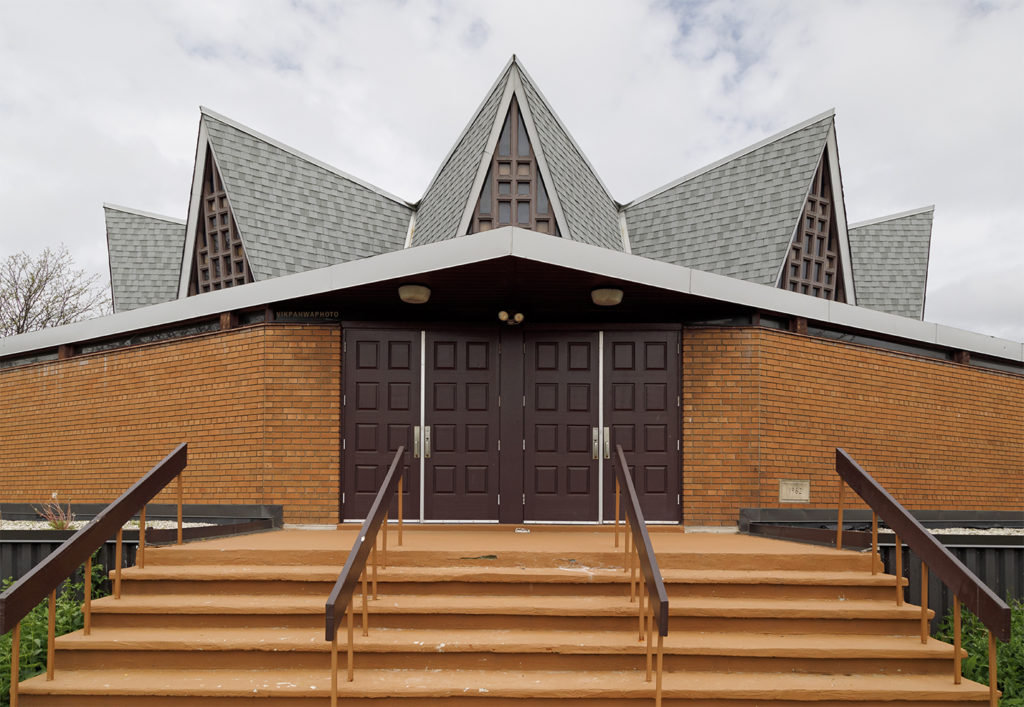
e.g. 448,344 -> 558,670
1,443 -> 187,704
835,448 -> 1009,705
613,444 -> 668,706
325,445 -> 405,706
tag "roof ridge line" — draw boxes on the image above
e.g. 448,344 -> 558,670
848,205 -> 936,229
623,108 -> 836,209
198,106 -> 414,209
513,59 -> 619,206
414,57 -> 516,205
103,202 -> 186,225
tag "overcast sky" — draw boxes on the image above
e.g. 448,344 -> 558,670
1,0 -> 1021,341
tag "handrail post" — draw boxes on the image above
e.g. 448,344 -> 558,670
953,594 -> 961,684
84,555 -> 92,636
176,473 -> 184,545
870,512 -> 878,575
988,631 -> 997,707
115,527 -> 123,599
656,633 -> 664,707
893,533 -> 903,606
920,562 -> 929,644
46,589 -> 55,680
330,624 -> 338,707
9,622 -> 19,707
138,506 -> 146,569
836,479 -> 844,550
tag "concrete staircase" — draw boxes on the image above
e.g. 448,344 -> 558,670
17,527 -> 993,705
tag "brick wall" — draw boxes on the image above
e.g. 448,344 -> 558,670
0,324 -> 340,523
683,327 -> 1024,525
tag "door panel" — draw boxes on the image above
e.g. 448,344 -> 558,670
342,328 -> 419,520
424,331 -> 500,520
524,331 -> 599,521
604,330 -> 681,522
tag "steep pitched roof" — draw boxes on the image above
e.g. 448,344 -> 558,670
104,204 -> 185,313
623,112 -> 834,286
198,108 -> 414,283
412,57 -> 623,251
848,206 -> 933,319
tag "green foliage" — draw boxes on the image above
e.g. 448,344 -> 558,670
934,598 -> 1024,705
0,554 -> 107,707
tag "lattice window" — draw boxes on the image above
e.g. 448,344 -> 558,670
469,97 -> 560,237
188,147 -> 253,296
779,152 -> 846,302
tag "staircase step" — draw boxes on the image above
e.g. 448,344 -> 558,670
19,667 -> 993,704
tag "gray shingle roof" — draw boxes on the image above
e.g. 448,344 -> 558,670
624,114 -> 833,286
202,109 -> 413,281
104,205 -> 185,313
517,66 -> 622,251
848,207 -> 933,319
412,67 -> 510,246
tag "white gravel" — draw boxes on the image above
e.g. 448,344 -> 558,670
876,527 -> 1023,536
0,519 -> 214,531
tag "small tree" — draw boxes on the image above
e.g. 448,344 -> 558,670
0,245 -> 111,338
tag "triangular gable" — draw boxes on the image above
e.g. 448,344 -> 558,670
624,112 -> 834,287
413,57 -> 623,252
105,204 -> 185,313
848,206 -> 934,319
178,109 -> 414,297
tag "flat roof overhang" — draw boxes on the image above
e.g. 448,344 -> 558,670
1,227 -> 1021,364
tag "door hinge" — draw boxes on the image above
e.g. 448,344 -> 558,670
677,494 -> 681,505
522,494 -> 526,505
522,439 -> 526,450
522,395 -> 526,407
497,493 -> 501,505
677,395 -> 681,407
498,439 -> 501,451
677,439 -> 680,451
342,438 -> 346,450
342,492 -> 345,503
343,394 -> 347,406
343,341 -> 347,353
498,395 -> 501,408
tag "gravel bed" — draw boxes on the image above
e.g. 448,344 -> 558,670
876,527 -> 1023,536
0,519 -> 214,531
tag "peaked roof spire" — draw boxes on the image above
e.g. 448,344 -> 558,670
412,57 -> 623,251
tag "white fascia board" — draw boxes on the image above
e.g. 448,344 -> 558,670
177,119 -> 210,299
849,205 -> 935,230
933,323 -> 1024,361
199,106 -> 412,208
625,109 -> 836,209
826,124 -> 856,305
103,203 -> 186,225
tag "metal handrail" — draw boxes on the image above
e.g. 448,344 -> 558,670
835,448 -> 1009,704
1,443 -> 187,703
614,444 -> 668,706
325,445 -> 404,703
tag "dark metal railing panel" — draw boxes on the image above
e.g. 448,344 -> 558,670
0,444 -> 187,635
325,446 -> 404,641
615,444 -> 669,636
836,448 -> 1011,642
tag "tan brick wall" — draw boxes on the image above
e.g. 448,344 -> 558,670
683,327 -> 1024,525
0,324 -> 340,523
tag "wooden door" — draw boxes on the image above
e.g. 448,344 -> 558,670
604,329 -> 681,522
424,330 -> 501,520
523,331 -> 600,521
341,328 -> 419,520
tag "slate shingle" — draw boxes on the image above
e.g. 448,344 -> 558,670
625,116 -> 833,286
105,206 -> 185,313
203,111 -> 413,281
848,208 -> 933,319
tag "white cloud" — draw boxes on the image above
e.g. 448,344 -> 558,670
0,0 -> 1020,341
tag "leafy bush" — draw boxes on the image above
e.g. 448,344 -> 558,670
0,555 -> 107,707
934,598 -> 1024,705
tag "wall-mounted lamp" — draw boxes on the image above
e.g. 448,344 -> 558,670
591,287 -> 624,307
498,310 -> 525,325
398,284 -> 431,304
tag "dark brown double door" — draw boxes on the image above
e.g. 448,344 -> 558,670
342,325 -> 679,523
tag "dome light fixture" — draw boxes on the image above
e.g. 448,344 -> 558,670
591,287 -> 624,307
398,284 -> 431,304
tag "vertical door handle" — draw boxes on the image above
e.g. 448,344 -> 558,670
592,427 -> 599,460
423,425 -> 431,459
603,427 -> 610,459
413,426 -> 421,459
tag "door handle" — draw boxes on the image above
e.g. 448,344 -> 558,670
413,426 -> 420,459
423,425 -> 431,459
592,427 -> 599,460
603,427 -> 610,459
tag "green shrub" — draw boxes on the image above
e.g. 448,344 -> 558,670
0,555 -> 107,707
934,598 -> 1024,705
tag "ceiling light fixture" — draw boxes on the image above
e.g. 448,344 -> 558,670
398,284 -> 431,304
591,287 -> 624,307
